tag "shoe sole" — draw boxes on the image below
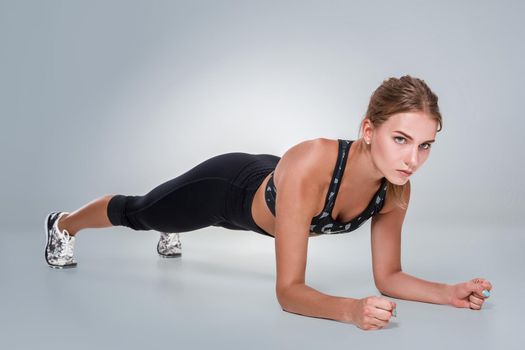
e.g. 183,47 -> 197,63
48,264 -> 77,269
157,245 -> 182,258
44,211 -> 77,269
157,241 -> 182,258
158,252 -> 182,258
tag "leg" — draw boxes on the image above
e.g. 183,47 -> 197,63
55,152 -> 249,237
45,152 -> 277,268
106,177 -> 231,233
44,195 -> 117,268
57,194 -> 115,236
55,176 -> 230,237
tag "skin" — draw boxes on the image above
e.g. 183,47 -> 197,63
251,111 -> 437,238
57,111 -> 493,330
249,111 -> 493,330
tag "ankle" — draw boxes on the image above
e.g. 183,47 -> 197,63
58,213 -> 77,236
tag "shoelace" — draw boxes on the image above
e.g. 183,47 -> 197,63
163,233 -> 180,249
55,228 -> 75,260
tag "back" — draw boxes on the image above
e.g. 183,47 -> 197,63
271,138 -> 336,217
269,138 -> 340,220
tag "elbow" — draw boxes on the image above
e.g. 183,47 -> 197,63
275,283 -> 301,311
374,270 -> 402,294
374,277 -> 386,294
375,280 -> 387,294
276,286 -> 289,310
376,285 -> 385,295
377,287 -> 391,297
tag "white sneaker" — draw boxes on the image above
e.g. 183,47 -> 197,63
157,232 -> 182,258
44,212 -> 77,268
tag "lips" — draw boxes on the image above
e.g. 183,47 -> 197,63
398,170 -> 413,176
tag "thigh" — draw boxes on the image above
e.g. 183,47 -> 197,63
125,177 -> 230,233
122,153 -> 258,232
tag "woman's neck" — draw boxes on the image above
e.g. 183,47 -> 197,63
343,138 -> 384,189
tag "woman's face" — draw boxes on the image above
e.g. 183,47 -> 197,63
364,111 -> 438,185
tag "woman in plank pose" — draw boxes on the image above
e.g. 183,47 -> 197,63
44,75 -> 492,331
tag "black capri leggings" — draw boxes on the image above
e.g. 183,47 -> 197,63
106,152 -> 280,238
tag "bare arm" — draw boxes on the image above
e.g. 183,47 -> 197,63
371,180 -> 453,305
273,139 -> 358,323
378,272 -> 453,305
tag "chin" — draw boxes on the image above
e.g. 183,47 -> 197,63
387,171 -> 411,185
390,178 -> 407,186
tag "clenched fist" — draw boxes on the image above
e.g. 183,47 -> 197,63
349,296 -> 397,331
448,277 -> 493,310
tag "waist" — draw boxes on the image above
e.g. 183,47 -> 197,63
230,154 -> 280,190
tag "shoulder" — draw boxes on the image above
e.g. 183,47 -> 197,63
280,137 -> 334,160
273,138 -> 338,187
272,138 -> 337,222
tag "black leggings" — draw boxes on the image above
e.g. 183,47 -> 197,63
106,152 -> 280,238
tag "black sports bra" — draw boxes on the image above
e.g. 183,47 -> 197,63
264,139 -> 387,235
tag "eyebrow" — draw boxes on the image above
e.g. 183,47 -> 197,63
393,131 -> 435,143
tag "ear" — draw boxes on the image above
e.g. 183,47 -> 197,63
361,118 -> 374,143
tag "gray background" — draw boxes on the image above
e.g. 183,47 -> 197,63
1,0 -> 523,349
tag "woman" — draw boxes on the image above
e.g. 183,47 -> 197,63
44,75 -> 493,331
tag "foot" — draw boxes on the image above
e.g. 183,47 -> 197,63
44,212 -> 78,268
157,232 -> 182,258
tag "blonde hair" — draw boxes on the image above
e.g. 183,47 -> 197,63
357,75 -> 443,210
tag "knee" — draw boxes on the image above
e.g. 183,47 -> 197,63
113,195 -> 154,231
103,194 -> 116,202
106,194 -> 134,228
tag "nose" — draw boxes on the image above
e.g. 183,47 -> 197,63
404,145 -> 419,170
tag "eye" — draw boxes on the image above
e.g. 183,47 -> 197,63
393,136 -> 406,144
394,136 -> 432,150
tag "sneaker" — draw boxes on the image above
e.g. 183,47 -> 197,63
44,212 -> 77,268
157,232 -> 182,258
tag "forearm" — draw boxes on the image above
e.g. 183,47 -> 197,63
278,284 -> 356,323
378,271 -> 453,305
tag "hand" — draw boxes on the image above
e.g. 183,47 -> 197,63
448,277 -> 493,310
349,296 -> 397,331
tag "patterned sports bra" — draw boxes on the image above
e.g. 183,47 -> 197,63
264,139 -> 388,236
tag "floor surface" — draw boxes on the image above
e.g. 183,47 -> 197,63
1,221 -> 520,349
